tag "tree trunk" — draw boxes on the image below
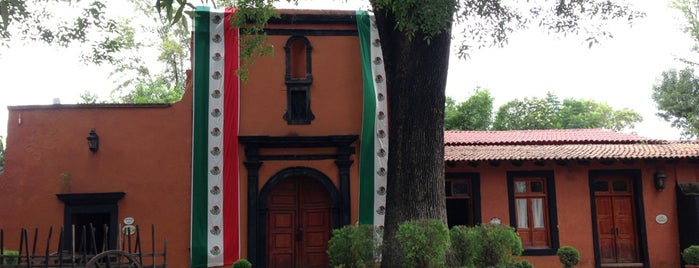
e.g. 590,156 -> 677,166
373,10 -> 453,267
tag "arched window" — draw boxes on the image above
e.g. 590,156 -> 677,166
283,36 -> 315,125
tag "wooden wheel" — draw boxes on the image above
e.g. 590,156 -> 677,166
85,250 -> 142,268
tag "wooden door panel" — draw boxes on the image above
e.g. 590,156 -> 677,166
300,185 -> 331,268
594,177 -> 639,264
518,229 -> 531,247
599,238 -> 616,263
269,254 -> 294,268
531,228 -> 548,247
268,177 -> 332,268
616,238 -> 637,262
268,210 -> 297,266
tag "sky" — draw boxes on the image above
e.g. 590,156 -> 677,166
0,0 -> 693,142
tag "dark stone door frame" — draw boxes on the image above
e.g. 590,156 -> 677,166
56,192 -> 125,251
239,135 -> 357,268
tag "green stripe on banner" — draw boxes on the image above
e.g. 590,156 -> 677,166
191,6 -> 210,268
357,10 -> 376,225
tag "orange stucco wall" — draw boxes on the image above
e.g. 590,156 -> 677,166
0,88 -> 193,265
235,24 -> 364,259
2,9 -> 698,267
446,160 -> 699,268
0,14 -> 365,267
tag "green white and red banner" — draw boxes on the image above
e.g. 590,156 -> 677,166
357,10 -> 388,232
191,7 -> 240,267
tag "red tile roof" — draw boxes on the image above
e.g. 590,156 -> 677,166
445,142 -> 699,162
443,129 -> 699,161
444,129 -> 662,145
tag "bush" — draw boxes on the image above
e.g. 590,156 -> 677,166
509,260 -> 534,268
683,245 -> 699,265
395,219 -> 450,268
450,224 -> 523,268
327,224 -> 378,268
450,225 -> 477,267
232,258 -> 252,268
557,246 -> 580,268
1,250 -> 19,265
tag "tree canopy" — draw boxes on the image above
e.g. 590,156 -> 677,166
652,0 -> 699,138
653,68 -> 699,138
445,88 -> 494,130
446,90 -> 642,132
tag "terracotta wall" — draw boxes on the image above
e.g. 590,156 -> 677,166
447,160 -> 692,268
236,27 -> 364,258
239,34 -> 363,136
0,89 -> 194,265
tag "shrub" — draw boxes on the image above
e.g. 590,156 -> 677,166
1,250 -> 19,265
232,258 -> 252,268
450,224 -> 523,268
395,219 -> 450,268
509,260 -> 534,268
450,225 -> 477,267
683,245 -> 699,265
327,224 -> 378,268
557,246 -> 580,268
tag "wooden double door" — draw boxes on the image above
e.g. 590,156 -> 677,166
593,176 -> 640,264
267,177 -> 332,268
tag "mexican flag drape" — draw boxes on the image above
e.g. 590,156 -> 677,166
357,10 -> 389,234
191,7 -> 240,267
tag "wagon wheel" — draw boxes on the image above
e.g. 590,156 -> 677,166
85,250 -> 143,268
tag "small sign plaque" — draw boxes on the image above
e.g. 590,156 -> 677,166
655,214 -> 668,224
123,217 -> 135,225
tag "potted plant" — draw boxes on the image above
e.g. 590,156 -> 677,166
557,246 -> 580,268
683,245 -> 699,268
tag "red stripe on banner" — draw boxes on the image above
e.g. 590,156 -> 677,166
222,7 -> 240,265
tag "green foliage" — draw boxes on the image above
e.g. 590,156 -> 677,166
111,76 -> 184,104
455,1 -> 644,58
232,258 -> 252,268
510,260 -> 534,268
491,92 -> 641,131
1,249 -> 19,264
652,68 -> 699,138
373,0 -> 457,42
671,0 -> 699,66
327,225 -> 378,268
493,92 -> 561,130
450,224 -> 523,268
558,99 -> 642,131
557,246 -> 580,268
445,88 -> 494,130
683,245 -> 699,264
679,182 -> 699,195
0,1 -> 118,49
395,219 -> 450,268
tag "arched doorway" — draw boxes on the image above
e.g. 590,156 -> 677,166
259,167 -> 341,268
267,177 -> 331,267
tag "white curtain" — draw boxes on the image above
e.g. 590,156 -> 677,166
516,198 -> 528,228
532,198 -> 544,228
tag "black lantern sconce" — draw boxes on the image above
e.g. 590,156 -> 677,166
654,170 -> 666,192
86,129 -> 99,153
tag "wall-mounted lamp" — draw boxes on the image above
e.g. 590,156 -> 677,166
654,170 -> 666,192
86,129 -> 99,153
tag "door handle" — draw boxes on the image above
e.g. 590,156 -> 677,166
296,227 -> 303,241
